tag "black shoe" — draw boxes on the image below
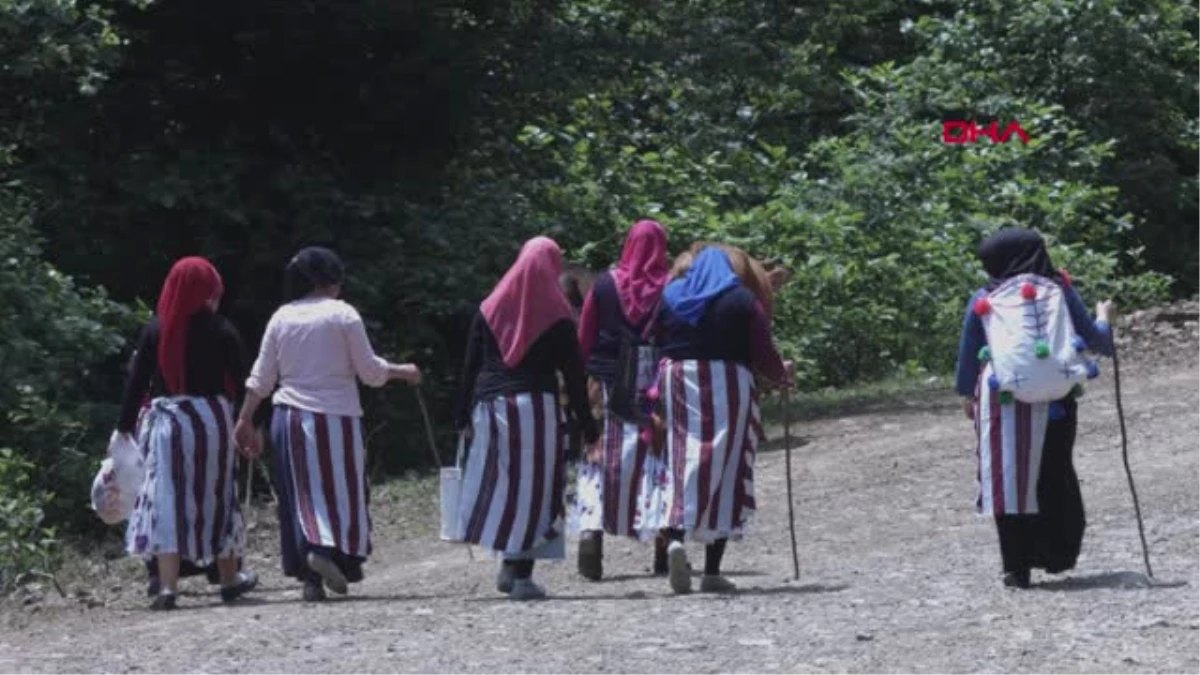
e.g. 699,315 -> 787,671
578,533 -> 603,581
220,570 -> 259,603
303,580 -> 327,602
149,592 -> 177,611
653,538 -> 669,576
1004,570 -> 1032,589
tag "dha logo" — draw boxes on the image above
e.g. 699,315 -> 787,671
943,121 -> 1031,145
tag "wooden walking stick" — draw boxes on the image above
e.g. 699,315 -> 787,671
1111,327 -> 1152,578
782,387 -> 800,581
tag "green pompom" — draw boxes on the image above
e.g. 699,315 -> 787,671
1070,384 -> 1085,399
1035,339 -> 1051,359
999,391 -> 1015,405
977,346 -> 991,362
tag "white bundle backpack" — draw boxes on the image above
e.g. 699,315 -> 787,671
976,273 -> 1100,404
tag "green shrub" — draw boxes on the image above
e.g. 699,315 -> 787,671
0,448 -> 60,594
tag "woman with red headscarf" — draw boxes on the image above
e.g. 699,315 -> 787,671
118,257 -> 258,610
572,220 -> 672,581
451,236 -> 599,600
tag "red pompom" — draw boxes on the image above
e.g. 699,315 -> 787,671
973,298 -> 991,316
1020,282 -> 1037,300
1059,268 -> 1072,288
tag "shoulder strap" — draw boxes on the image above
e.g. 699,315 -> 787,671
638,298 -> 664,343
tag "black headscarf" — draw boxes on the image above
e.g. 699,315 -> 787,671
285,247 -> 345,301
978,228 -> 1060,290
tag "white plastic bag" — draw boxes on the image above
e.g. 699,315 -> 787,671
439,466 -> 462,541
439,435 -> 468,541
91,431 -> 144,525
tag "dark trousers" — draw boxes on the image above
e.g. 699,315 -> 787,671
994,398 -> 1086,574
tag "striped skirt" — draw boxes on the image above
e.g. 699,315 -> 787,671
638,359 -> 762,542
126,396 -> 244,564
572,385 -> 666,539
454,392 -> 566,559
975,364 -> 1051,515
272,405 -> 372,566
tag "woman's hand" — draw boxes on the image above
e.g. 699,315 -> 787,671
391,363 -> 422,385
775,360 -> 796,391
234,418 -> 261,459
962,398 -> 974,421
585,439 -> 604,464
1096,299 -> 1115,322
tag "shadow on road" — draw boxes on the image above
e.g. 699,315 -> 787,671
734,582 -> 849,596
1036,571 -> 1189,592
458,580 -> 848,603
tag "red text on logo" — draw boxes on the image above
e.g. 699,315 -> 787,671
943,121 -> 1031,145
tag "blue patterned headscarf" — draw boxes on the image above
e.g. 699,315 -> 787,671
661,247 -> 742,326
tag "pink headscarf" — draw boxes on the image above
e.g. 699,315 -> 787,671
481,236 -> 574,368
610,219 -> 669,324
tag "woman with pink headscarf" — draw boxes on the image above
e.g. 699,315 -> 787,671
572,220 -> 672,582
452,236 -> 599,600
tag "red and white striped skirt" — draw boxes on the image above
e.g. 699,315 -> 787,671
639,359 -> 762,542
573,385 -> 664,539
975,364 -> 1051,515
126,396 -> 244,563
454,392 -> 566,558
275,405 -> 372,558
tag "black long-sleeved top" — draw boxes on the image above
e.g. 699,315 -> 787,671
655,285 -> 787,383
454,309 -> 599,444
117,313 -> 248,433
578,271 -> 652,386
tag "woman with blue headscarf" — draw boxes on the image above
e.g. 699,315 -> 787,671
641,246 -> 792,595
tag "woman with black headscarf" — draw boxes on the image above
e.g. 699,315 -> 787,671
234,247 -> 423,601
955,228 -> 1115,588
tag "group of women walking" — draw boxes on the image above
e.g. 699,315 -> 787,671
116,248 -> 422,608
111,222 -> 1113,609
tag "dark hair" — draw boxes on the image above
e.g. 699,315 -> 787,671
978,228 -> 1060,290
285,247 -> 345,301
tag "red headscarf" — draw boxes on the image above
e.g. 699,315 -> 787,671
610,219 -> 669,324
481,237 -> 574,368
156,257 -> 224,395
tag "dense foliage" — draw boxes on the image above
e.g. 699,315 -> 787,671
0,0 -> 1194,579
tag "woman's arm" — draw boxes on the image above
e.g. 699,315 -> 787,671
554,321 -> 600,445
1064,286 -> 1114,357
453,311 -> 485,431
954,291 -> 987,400
236,315 -> 281,456
577,287 -> 599,364
342,307 -> 421,387
116,323 -> 157,434
749,299 -> 789,386
245,314 -> 281,402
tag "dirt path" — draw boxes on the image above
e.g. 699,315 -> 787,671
2,356 -> 1196,673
